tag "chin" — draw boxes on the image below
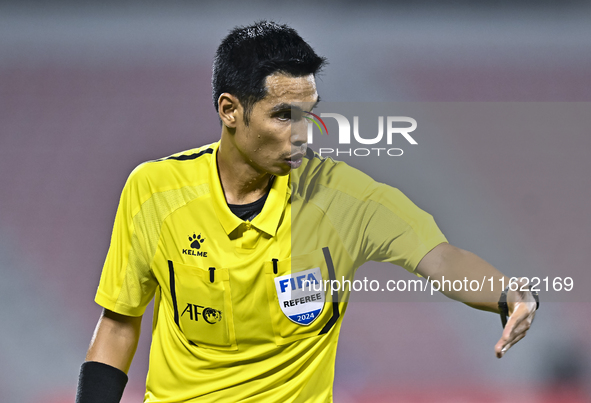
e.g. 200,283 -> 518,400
269,162 -> 292,176
272,167 -> 292,176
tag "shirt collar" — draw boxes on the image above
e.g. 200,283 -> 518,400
209,142 -> 290,237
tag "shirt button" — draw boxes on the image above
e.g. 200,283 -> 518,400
245,222 -> 251,229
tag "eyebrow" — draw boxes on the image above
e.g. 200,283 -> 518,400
270,97 -> 320,113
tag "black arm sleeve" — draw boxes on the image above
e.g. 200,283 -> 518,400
76,361 -> 128,403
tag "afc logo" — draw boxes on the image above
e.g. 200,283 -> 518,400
181,303 -> 222,324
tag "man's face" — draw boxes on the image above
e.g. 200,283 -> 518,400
233,72 -> 318,176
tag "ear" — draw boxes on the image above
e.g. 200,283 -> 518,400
218,93 -> 241,128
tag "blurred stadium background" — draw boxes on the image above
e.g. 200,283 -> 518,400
1,1 -> 590,402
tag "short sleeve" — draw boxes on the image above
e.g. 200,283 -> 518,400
360,184 -> 448,272
95,167 -> 158,316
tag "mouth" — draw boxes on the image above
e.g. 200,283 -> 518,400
285,153 -> 304,169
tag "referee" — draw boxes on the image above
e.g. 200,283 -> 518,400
76,21 -> 537,403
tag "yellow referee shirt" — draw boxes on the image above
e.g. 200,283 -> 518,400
96,141 -> 447,402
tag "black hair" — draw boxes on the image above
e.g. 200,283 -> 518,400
212,21 -> 327,125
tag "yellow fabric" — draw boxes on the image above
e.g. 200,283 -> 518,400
95,141 -> 447,402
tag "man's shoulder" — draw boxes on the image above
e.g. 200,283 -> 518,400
124,143 -> 216,196
152,144 -> 215,164
132,143 -> 215,179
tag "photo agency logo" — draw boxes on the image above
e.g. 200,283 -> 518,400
304,111 -> 418,157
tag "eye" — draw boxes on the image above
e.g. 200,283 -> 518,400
276,111 -> 291,121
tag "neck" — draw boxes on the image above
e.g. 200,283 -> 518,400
217,133 -> 273,205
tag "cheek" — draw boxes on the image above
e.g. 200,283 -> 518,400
258,124 -> 290,149
290,119 -> 308,140
240,118 -> 291,159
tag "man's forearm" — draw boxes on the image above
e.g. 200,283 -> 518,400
85,309 -> 142,373
416,243 -> 510,313
76,309 -> 142,403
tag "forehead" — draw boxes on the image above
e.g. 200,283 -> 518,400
261,73 -> 318,107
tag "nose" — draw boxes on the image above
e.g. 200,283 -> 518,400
290,118 -> 308,149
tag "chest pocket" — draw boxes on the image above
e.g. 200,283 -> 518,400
167,261 -> 237,351
264,247 -> 340,346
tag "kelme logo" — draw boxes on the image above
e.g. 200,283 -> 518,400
189,233 -> 205,249
182,233 -> 207,257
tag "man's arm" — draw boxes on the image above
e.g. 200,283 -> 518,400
86,308 -> 142,371
416,243 -> 536,358
76,309 -> 142,403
